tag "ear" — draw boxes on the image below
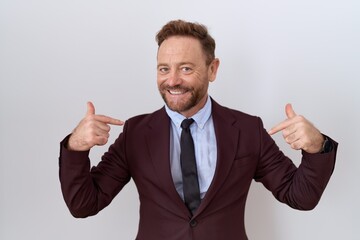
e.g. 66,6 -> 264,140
208,58 -> 220,82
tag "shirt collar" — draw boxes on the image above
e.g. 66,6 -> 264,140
165,95 -> 212,130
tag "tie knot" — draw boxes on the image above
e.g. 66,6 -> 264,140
181,118 -> 194,130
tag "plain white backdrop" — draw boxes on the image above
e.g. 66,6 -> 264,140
1,0 -> 359,239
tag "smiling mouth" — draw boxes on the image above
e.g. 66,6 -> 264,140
165,86 -> 191,96
168,89 -> 187,95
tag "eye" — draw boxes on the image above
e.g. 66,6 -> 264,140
181,66 -> 192,72
158,67 -> 169,74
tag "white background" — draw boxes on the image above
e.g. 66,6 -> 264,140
1,0 -> 359,239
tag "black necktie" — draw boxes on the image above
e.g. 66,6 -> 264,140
180,118 -> 201,215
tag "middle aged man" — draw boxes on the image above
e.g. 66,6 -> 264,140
59,20 -> 338,240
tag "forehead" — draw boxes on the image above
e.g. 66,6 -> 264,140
157,36 -> 206,63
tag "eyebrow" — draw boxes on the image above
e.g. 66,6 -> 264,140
157,62 -> 195,68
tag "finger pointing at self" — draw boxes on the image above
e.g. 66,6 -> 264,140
86,101 -> 124,126
67,102 -> 124,151
267,104 -> 324,153
268,104 -> 297,136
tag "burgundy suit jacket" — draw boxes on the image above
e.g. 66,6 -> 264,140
59,99 -> 337,240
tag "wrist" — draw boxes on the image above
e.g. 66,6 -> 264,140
66,134 -> 85,151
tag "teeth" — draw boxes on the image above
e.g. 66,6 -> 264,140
169,90 -> 185,95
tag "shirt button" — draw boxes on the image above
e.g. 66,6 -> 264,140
189,219 -> 197,228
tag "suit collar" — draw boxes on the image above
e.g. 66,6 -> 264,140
164,95 -> 213,130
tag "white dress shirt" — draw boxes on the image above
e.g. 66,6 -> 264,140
165,96 -> 217,200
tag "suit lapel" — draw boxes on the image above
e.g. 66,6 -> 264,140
144,101 -> 241,218
195,99 -> 240,217
145,108 -> 190,218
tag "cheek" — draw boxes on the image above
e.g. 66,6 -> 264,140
188,71 -> 204,85
193,72 -> 210,88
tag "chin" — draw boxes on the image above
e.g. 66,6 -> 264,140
166,100 -> 192,113
160,89 -> 204,115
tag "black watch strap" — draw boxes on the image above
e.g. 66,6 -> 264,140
320,136 -> 333,153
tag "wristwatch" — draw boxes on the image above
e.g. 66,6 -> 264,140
320,136 -> 333,153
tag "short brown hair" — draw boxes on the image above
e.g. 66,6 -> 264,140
156,20 -> 216,65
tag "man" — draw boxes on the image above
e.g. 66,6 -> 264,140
59,20 -> 337,240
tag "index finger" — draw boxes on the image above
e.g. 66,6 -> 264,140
268,119 -> 293,135
94,114 -> 124,126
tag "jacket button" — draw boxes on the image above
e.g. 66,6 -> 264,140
189,219 -> 197,228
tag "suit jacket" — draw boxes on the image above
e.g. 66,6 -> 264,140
59,99 -> 337,240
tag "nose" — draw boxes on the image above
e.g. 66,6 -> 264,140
167,70 -> 182,87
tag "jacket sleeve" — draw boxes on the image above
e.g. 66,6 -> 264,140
58,123 -> 131,218
254,117 -> 338,210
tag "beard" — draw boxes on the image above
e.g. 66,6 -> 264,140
159,84 -> 206,114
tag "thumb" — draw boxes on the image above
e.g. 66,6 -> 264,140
285,103 -> 296,119
86,101 -> 95,116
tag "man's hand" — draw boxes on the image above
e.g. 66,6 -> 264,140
268,104 -> 325,154
67,102 -> 124,151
